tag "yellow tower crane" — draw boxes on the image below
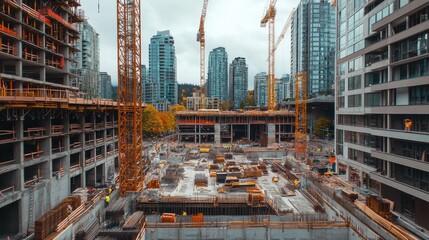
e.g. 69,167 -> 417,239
261,0 -> 277,110
197,0 -> 209,94
116,0 -> 145,195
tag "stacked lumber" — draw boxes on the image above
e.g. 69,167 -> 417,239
35,202 -> 68,240
123,211 -> 145,230
354,200 -> 417,240
56,203 -> 85,232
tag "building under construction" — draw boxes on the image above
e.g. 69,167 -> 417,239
176,110 -> 295,146
0,0 -> 119,237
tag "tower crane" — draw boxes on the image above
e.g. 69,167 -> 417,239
261,0 -> 277,110
273,8 -> 295,54
116,0 -> 145,195
197,0 -> 209,93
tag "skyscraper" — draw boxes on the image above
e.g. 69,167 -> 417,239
99,72 -> 112,99
254,72 -> 268,107
207,47 -> 228,102
229,57 -> 248,109
148,30 -> 177,110
291,0 -> 335,97
141,64 -> 155,103
276,74 -> 291,103
335,0 -> 429,231
72,19 -> 100,99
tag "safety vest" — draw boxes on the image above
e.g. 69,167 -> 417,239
105,196 -> 110,203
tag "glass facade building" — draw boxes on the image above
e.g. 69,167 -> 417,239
148,30 -> 178,109
99,72 -> 112,99
207,47 -> 229,102
72,20 -> 100,99
291,0 -> 336,97
254,72 -> 268,107
276,74 -> 291,103
335,0 -> 429,231
229,57 -> 248,109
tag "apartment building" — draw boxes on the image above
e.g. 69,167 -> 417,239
335,0 -> 429,231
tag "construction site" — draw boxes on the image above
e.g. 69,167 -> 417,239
0,0 -> 428,239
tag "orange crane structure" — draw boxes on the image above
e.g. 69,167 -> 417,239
116,0 -> 145,195
197,0 -> 209,93
260,0 -> 277,110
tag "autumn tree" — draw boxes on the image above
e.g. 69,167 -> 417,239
245,90 -> 256,106
314,117 -> 331,138
142,104 -> 163,136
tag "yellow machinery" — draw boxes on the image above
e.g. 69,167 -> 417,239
197,0 -> 209,93
117,0 -> 145,195
295,72 -> 307,159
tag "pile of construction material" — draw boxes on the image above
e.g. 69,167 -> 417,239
35,196 -> 82,240
161,164 -> 184,185
106,198 -> 130,228
194,173 -> 208,187
242,165 -> 263,178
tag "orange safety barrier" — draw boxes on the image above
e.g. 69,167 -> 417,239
0,24 -> 18,37
38,8 -> 75,31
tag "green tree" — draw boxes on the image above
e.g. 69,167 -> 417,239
314,117 -> 331,138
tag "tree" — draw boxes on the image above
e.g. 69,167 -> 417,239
168,104 -> 186,113
245,90 -> 256,107
314,117 -> 331,138
220,101 -> 228,111
142,104 -> 163,136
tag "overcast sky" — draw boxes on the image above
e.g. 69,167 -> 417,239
80,0 -> 299,89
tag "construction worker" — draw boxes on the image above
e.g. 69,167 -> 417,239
105,195 -> 110,207
404,119 -> 412,131
108,187 -> 112,195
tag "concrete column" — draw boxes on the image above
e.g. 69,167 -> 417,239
267,123 -> 275,146
345,166 -> 350,181
247,124 -> 251,142
214,124 -> 220,144
230,125 -> 233,144
386,161 -> 391,178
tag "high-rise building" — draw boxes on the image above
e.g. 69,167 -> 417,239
72,18 -> 100,99
276,74 -> 291,103
99,72 -> 112,99
335,0 -> 429,231
254,72 -> 268,107
229,57 -> 248,109
207,47 -> 228,102
291,0 -> 335,97
148,30 -> 177,110
142,64 -> 155,103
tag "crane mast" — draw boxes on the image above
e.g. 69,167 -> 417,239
197,0 -> 209,93
117,0 -> 144,196
261,0 -> 277,110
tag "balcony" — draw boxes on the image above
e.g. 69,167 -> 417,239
371,150 -> 429,171
369,172 -> 429,201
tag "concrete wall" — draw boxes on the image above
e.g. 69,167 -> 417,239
145,227 -> 352,240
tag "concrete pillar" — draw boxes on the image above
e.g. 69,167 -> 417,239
386,161 -> 391,178
267,123 -> 275,146
247,124 -> 251,142
214,124 -> 220,144
345,166 -> 350,181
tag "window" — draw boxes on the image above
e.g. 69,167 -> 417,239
409,85 -> 429,105
348,94 -> 362,107
348,76 -> 362,90
338,96 -> 345,108
365,92 -> 383,106
393,58 -> 429,81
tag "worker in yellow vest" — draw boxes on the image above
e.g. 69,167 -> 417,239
105,195 -> 110,207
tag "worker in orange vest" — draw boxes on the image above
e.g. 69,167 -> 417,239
404,119 -> 412,131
